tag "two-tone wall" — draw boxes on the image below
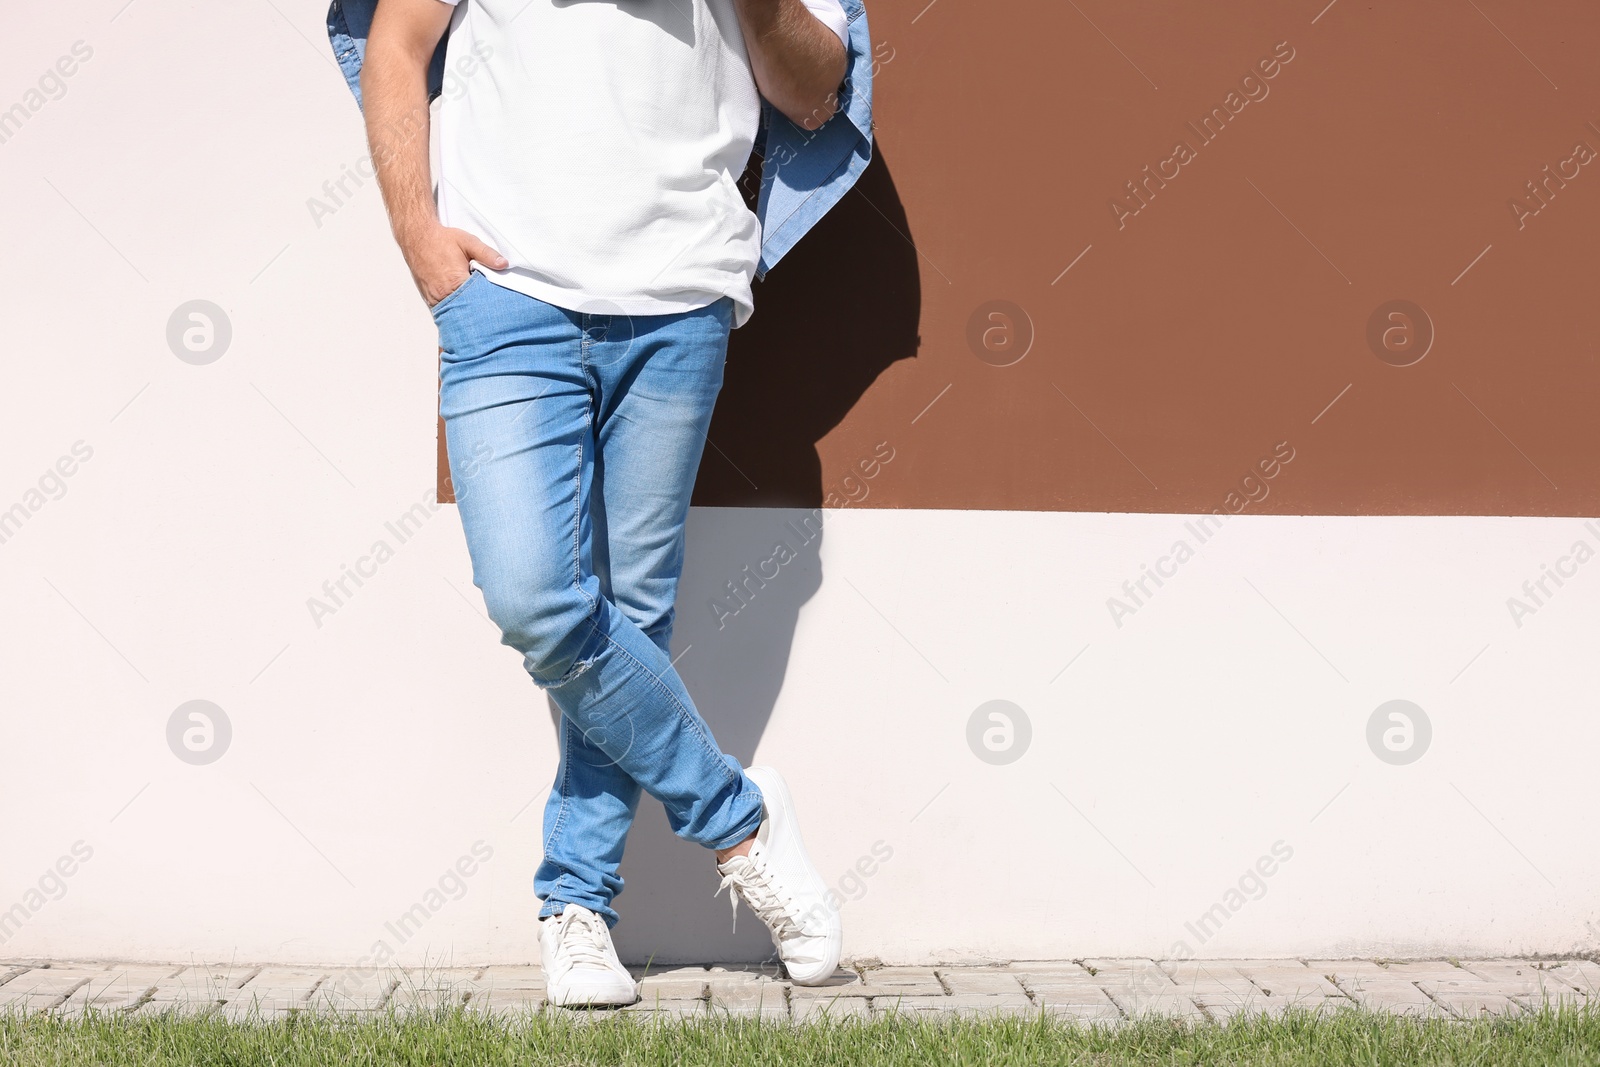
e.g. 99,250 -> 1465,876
2,0 -> 1596,965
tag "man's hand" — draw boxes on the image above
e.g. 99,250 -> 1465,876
401,223 -> 507,307
732,0 -> 849,130
363,0 -> 506,306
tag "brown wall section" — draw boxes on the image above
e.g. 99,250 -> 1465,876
449,0 -> 1600,515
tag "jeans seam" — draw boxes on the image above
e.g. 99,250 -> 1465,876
543,724 -> 574,860
590,620 -> 739,795
572,399 -> 594,618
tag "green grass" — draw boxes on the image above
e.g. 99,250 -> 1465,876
3,1005 -> 1599,1066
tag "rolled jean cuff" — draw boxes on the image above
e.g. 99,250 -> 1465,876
704,778 -> 765,852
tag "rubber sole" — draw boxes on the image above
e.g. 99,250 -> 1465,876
546,978 -> 640,1008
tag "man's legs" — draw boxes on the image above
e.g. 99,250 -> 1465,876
533,297 -> 741,923
436,276 -> 762,927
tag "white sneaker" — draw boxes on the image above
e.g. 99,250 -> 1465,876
714,765 -> 842,985
539,904 -> 640,1008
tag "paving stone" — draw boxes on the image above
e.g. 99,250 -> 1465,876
849,966 -> 944,997
1545,960 -> 1600,995
704,965 -> 783,983
179,964 -> 262,991
1331,980 -> 1447,1013
1306,959 -> 1403,980
1036,1001 -> 1124,1026
1418,973 -> 1507,995
1194,995 -> 1275,1022
1512,989 -> 1589,1011
381,966 -> 483,1011
1462,959 -> 1581,996
0,967 -> 109,1010
938,969 -> 1027,996
310,969 -> 400,1012
0,971 -> 29,1000
790,993 -> 870,1023
1029,986 -> 1118,1010
1106,992 -> 1208,1020
476,966 -> 547,993
707,963 -> 784,981
221,969 -> 328,1016
529,1001 -> 647,1023
704,965 -> 786,1015
1011,963 -> 1104,997
57,965 -> 184,1015
235,968 -> 329,994
873,993 -> 1034,1019
219,1004 -> 298,1022
706,980 -> 788,1020
1431,993 -> 1526,1018
131,967 -> 238,1016
464,989 -> 544,1016
617,998 -> 705,1021
128,965 -> 248,1014
1330,967 -> 1507,1018
399,966 -> 486,985
1082,959 -> 1180,999
1232,962 -> 1345,999
780,975 -> 863,999
633,965 -> 710,1001
1307,961 -> 1451,1010
1223,959 -> 1319,976
1311,960 -> 1468,985
1379,961 -> 1478,982
1160,961 -> 1257,997
1011,960 -> 1090,974
5,957 -> 1583,1023
387,986 -> 470,1011
1411,975 -> 1522,1019
1198,995 -> 1351,1022
1466,960 -> 1593,1010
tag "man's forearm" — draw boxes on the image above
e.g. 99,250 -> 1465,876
360,0 -> 504,306
361,30 -> 442,245
733,0 -> 848,130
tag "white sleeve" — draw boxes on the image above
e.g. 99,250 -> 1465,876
799,0 -> 850,48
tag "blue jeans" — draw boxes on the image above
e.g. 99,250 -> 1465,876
434,272 -> 765,927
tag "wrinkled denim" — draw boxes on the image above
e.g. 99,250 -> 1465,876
434,273 -> 764,926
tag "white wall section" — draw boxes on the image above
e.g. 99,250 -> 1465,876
4,503 -> 1597,964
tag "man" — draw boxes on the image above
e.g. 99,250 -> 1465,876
354,0 -> 865,1007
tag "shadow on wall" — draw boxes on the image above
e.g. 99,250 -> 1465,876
695,145 -> 923,509
582,148 -> 921,965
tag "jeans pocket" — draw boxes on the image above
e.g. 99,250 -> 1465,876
429,271 -> 481,317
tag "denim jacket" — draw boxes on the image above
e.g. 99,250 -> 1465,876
325,0 -> 873,278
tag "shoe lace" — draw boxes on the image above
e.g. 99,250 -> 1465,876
714,853 -> 802,941
554,908 -> 613,970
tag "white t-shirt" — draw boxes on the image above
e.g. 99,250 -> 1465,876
433,0 -> 848,327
